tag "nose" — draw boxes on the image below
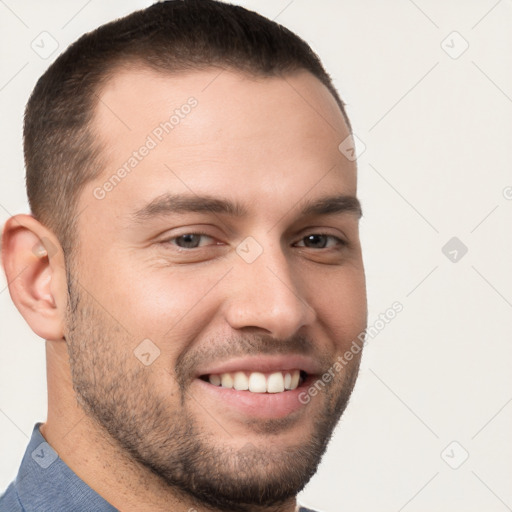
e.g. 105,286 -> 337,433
222,237 -> 316,340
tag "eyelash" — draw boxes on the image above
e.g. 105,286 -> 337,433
161,232 -> 347,250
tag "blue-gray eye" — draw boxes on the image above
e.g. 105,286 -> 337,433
172,233 -> 212,249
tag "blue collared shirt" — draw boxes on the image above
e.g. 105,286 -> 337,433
0,423 -> 117,511
1,423 -> 319,512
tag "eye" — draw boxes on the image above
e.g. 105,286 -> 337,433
163,233 -> 217,249
295,234 -> 346,250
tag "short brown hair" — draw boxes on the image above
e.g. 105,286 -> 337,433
24,0 -> 350,256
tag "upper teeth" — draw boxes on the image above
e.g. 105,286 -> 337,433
208,370 -> 301,393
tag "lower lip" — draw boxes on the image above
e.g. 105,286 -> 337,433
193,376 -> 316,419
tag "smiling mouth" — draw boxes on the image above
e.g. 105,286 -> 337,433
199,370 -> 307,393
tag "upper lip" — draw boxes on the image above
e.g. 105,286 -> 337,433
195,354 -> 322,377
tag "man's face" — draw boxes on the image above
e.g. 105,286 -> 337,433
66,67 -> 367,510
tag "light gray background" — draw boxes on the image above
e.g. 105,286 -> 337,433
1,1 -> 511,511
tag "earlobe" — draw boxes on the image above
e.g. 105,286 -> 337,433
1,214 -> 67,341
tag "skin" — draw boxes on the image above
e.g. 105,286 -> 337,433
1,67 -> 367,512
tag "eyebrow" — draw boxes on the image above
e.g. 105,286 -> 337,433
131,192 -> 362,223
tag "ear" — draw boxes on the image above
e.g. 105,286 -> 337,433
1,214 -> 67,341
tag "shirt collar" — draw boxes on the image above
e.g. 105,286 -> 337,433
13,423 -> 117,512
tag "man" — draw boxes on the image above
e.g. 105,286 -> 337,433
0,1 -> 367,511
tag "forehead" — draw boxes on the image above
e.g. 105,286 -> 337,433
82,66 -> 356,229
92,65 -> 350,149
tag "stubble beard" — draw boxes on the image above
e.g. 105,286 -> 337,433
64,268 -> 361,511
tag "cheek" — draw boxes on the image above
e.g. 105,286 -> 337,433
97,261 -> 222,347
310,266 -> 367,347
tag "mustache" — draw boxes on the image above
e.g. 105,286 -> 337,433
174,332 -> 328,385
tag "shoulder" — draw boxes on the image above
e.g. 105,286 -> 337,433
0,482 -> 24,511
